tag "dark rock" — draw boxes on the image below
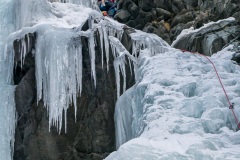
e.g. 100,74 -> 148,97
154,0 -> 172,11
127,2 -> 139,19
156,8 -> 172,20
233,11 -> 240,22
138,0 -> 155,12
172,0 -> 185,13
126,19 -> 138,28
170,22 -> 194,41
171,11 -> 196,27
114,10 -> 131,23
143,21 -> 171,44
173,20 -> 240,56
116,0 -> 240,45
13,33 -> 36,85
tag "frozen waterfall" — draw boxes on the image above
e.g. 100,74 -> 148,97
1,0 -> 240,159
0,0 -> 16,160
5,0 -> 169,134
107,45 -> 240,159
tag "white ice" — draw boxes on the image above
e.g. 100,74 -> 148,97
107,43 -> 240,159
0,0 -> 16,160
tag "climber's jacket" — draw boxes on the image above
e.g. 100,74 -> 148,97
98,0 -> 117,17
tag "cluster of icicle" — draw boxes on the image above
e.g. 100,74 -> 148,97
8,12 -> 170,134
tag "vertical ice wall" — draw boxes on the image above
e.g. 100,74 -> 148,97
15,0 -> 53,30
0,0 -> 16,160
0,86 -> 16,160
113,30 -> 171,148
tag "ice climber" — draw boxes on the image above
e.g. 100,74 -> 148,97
98,0 -> 117,17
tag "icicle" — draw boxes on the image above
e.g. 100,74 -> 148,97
114,60 -> 121,98
109,36 -> 137,98
76,39 -> 83,95
97,26 -> 104,69
128,57 -> 133,76
88,31 -> 97,87
102,25 -> 110,71
26,34 -> 30,53
120,59 -> 126,93
22,38 -> 27,66
64,109 -> 67,133
35,36 -> 44,104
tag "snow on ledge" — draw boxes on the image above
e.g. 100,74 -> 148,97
171,17 -> 236,47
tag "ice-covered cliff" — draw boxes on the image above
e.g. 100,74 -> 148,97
2,0 -> 170,159
107,41 -> 240,160
1,0 -> 240,159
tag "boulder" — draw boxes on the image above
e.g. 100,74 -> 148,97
138,0 -> 155,12
173,20 -> 240,56
156,8 -> 172,20
114,10 -> 131,23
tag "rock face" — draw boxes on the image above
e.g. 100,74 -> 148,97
173,20 -> 240,56
13,25 -> 135,160
115,0 -> 240,44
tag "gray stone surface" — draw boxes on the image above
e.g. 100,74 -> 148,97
172,20 -> 240,56
116,0 -> 240,44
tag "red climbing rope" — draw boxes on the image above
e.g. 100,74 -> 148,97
180,49 -> 240,129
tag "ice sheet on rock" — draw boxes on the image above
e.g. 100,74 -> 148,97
130,30 -> 170,57
107,47 -> 240,159
0,85 -> 16,160
0,0 -> 15,84
115,86 -> 135,149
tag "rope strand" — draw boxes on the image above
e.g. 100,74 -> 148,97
180,49 -> 240,129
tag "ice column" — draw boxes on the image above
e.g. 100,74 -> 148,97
0,0 -> 17,160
